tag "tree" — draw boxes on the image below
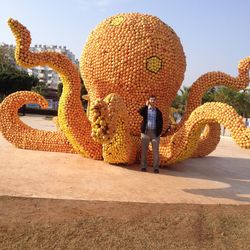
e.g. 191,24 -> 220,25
202,87 -> 216,103
0,67 -> 39,101
0,45 -> 15,72
213,87 -> 250,118
235,91 -> 250,118
172,86 -> 250,123
0,45 -> 39,101
31,81 -> 47,96
171,86 -> 190,116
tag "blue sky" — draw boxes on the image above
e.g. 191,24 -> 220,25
1,0 -> 249,86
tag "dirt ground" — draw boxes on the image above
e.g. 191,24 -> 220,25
0,115 -> 250,249
0,196 -> 250,249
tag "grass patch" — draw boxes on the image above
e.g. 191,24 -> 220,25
0,197 -> 249,249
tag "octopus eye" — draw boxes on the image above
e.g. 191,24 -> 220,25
110,15 -> 125,26
146,56 -> 162,73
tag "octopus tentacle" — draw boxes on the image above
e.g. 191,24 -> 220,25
191,123 -> 221,158
173,56 -> 250,133
159,102 -> 250,165
0,91 -> 75,153
168,57 -> 250,160
8,18 -> 102,159
90,93 -> 137,164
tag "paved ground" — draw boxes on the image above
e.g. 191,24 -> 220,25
0,114 -> 249,204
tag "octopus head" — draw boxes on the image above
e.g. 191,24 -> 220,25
80,13 -> 186,135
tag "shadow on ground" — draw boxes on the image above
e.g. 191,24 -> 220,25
121,156 -> 250,203
168,156 -> 250,203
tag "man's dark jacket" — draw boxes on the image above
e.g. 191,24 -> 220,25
138,105 -> 163,137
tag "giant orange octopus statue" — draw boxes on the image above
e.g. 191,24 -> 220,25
0,13 -> 249,166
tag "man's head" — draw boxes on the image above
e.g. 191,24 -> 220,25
148,95 -> 156,108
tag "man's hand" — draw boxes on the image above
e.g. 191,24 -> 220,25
146,100 -> 149,106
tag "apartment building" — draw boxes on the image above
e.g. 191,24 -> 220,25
1,43 -> 79,89
28,44 -> 79,89
1,43 -> 79,110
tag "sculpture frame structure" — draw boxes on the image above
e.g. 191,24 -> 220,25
0,13 -> 249,166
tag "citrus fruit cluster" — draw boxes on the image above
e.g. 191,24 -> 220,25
0,91 -> 74,153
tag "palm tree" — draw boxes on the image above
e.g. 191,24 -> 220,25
214,87 -> 250,117
202,87 -> 216,103
172,86 -> 250,126
172,86 -> 190,116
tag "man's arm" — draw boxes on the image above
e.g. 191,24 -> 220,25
157,109 -> 164,136
138,105 -> 147,116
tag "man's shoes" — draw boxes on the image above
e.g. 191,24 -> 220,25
141,168 -> 147,172
154,169 -> 159,174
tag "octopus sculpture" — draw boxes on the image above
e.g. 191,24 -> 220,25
0,13 -> 249,166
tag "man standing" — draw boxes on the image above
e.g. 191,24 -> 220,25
138,96 -> 163,173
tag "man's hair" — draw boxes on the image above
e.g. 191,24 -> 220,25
149,95 -> 156,99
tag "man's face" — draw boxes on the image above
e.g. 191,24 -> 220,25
148,97 -> 156,107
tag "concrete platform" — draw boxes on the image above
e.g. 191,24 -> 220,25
0,114 -> 250,204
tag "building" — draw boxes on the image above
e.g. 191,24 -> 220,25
1,43 -> 79,111
1,43 -> 79,89
0,43 -> 23,71
28,44 -> 79,89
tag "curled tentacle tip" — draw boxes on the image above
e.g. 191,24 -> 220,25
29,93 -> 49,109
8,18 -> 14,23
39,101 -> 48,109
8,18 -> 27,31
7,18 -> 17,27
41,104 -> 48,109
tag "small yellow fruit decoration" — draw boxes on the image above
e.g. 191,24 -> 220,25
0,13 -> 249,166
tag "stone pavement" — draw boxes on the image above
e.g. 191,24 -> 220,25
0,114 -> 249,204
